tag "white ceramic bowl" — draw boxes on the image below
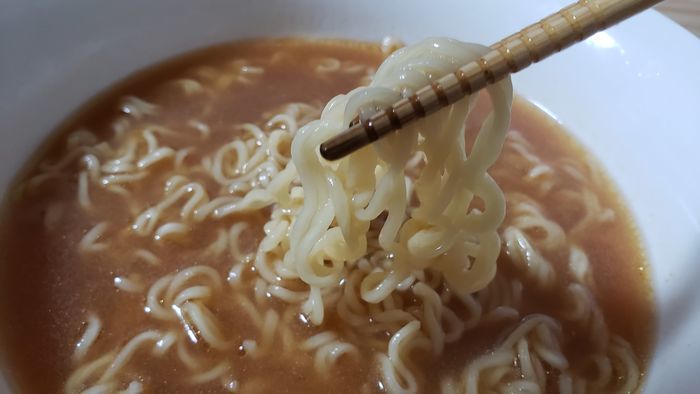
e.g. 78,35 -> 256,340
2,0 -> 700,392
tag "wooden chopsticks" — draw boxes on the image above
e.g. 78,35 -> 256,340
319,0 -> 662,161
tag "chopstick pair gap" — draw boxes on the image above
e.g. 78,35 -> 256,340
319,0 -> 662,161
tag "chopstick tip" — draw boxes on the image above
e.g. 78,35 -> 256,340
320,122 -> 373,161
319,141 -> 341,161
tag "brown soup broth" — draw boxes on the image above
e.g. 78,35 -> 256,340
0,39 -> 654,393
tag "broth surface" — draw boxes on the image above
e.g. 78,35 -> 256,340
0,39 -> 654,393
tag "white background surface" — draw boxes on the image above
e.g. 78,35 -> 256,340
1,0 -> 700,392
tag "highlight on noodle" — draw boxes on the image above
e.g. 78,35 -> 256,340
0,37 -> 654,393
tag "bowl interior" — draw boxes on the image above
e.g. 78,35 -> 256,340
2,0 -> 700,392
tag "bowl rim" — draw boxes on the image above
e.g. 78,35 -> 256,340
1,0 -> 700,392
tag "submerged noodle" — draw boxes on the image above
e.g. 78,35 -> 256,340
2,38 -> 649,393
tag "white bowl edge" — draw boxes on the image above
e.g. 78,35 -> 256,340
1,0 -> 700,392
